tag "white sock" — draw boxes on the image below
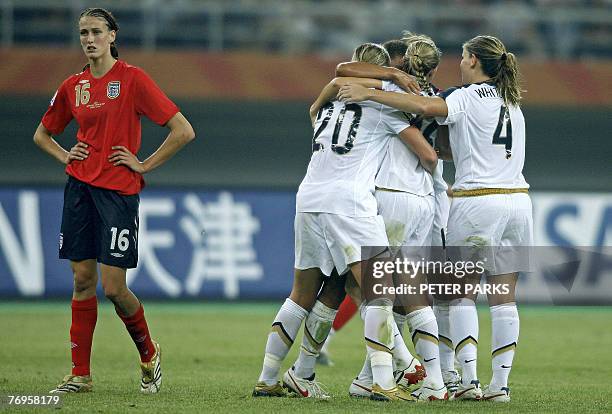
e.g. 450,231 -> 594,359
364,300 -> 395,390
391,317 -> 415,371
356,304 -> 372,382
407,307 -> 444,388
434,300 -> 455,373
357,354 -> 372,382
371,351 -> 394,390
293,301 -> 337,379
450,298 -> 479,385
393,311 -> 408,335
320,328 -> 335,354
490,302 -> 519,389
258,298 -> 308,385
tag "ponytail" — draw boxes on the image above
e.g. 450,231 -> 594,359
399,32 -> 441,91
110,43 -> 119,59
464,35 -> 523,106
494,52 -> 521,107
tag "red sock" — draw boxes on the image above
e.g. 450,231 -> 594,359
70,296 -> 98,376
332,296 -> 358,331
117,304 -> 156,363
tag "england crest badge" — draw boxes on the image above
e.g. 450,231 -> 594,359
107,81 -> 121,99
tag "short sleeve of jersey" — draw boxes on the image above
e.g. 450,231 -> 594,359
41,80 -> 73,136
380,81 -> 412,134
133,68 -> 179,126
436,87 -> 466,125
384,110 -> 412,134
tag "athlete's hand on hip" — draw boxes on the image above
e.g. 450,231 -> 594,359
66,142 -> 90,164
109,146 -> 146,173
337,84 -> 370,103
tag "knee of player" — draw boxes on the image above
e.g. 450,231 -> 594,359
317,281 -> 347,309
101,282 -> 129,302
288,291 -> 317,311
73,276 -> 97,293
487,290 -> 516,306
71,263 -> 97,292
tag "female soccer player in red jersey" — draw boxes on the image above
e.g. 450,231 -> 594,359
33,7 -> 195,394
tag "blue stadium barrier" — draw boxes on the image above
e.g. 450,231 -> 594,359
0,188 -> 610,301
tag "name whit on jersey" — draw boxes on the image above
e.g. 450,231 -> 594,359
475,86 -> 501,99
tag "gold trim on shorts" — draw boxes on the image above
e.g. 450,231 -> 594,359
375,186 -> 403,193
452,188 -> 529,197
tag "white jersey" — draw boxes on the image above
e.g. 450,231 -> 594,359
296,93 -> 411,217
375,82 -> 434,196
432,160 -> 448,193
437,82 -> 529,191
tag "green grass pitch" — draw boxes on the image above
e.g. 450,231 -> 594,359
1,302 -> 611,413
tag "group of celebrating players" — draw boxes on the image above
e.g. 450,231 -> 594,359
253,31 -> 532,403
33,6 -> 531,403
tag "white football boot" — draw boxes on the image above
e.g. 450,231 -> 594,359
348,377 -> 372,398
411,381 -> 449,402
394,357 -> 426,392
442,370 -> 461,396
453,379 -> 483,400
282,368 -> 330,399
140,341 -> 162,394
482,385 -> 510,402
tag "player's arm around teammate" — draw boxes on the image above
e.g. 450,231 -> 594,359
309,77 -> 381,126
33,7 -> 194,395
254,43 -> 414,402
313,39 -> 412,369
341,35 -> 530,403
397,126 -> 438,174
336,61 -> 421,94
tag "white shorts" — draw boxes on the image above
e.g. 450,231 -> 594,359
431,190 -> 450,247
375,190 -> 434,247
446,193 -> 534,274
294,212 -> 388,276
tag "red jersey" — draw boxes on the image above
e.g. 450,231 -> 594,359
42,60 -> 179,195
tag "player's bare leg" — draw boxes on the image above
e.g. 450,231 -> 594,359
254,268 -> 324,397
101,264 -> 161,393
483,273 -> 518,403
72,259 -> 98,300
50,260 -> 98,393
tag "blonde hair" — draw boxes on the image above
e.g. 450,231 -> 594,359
463,35 -> 523,106
351,43 -> 390,67
399,32 -> 442,90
